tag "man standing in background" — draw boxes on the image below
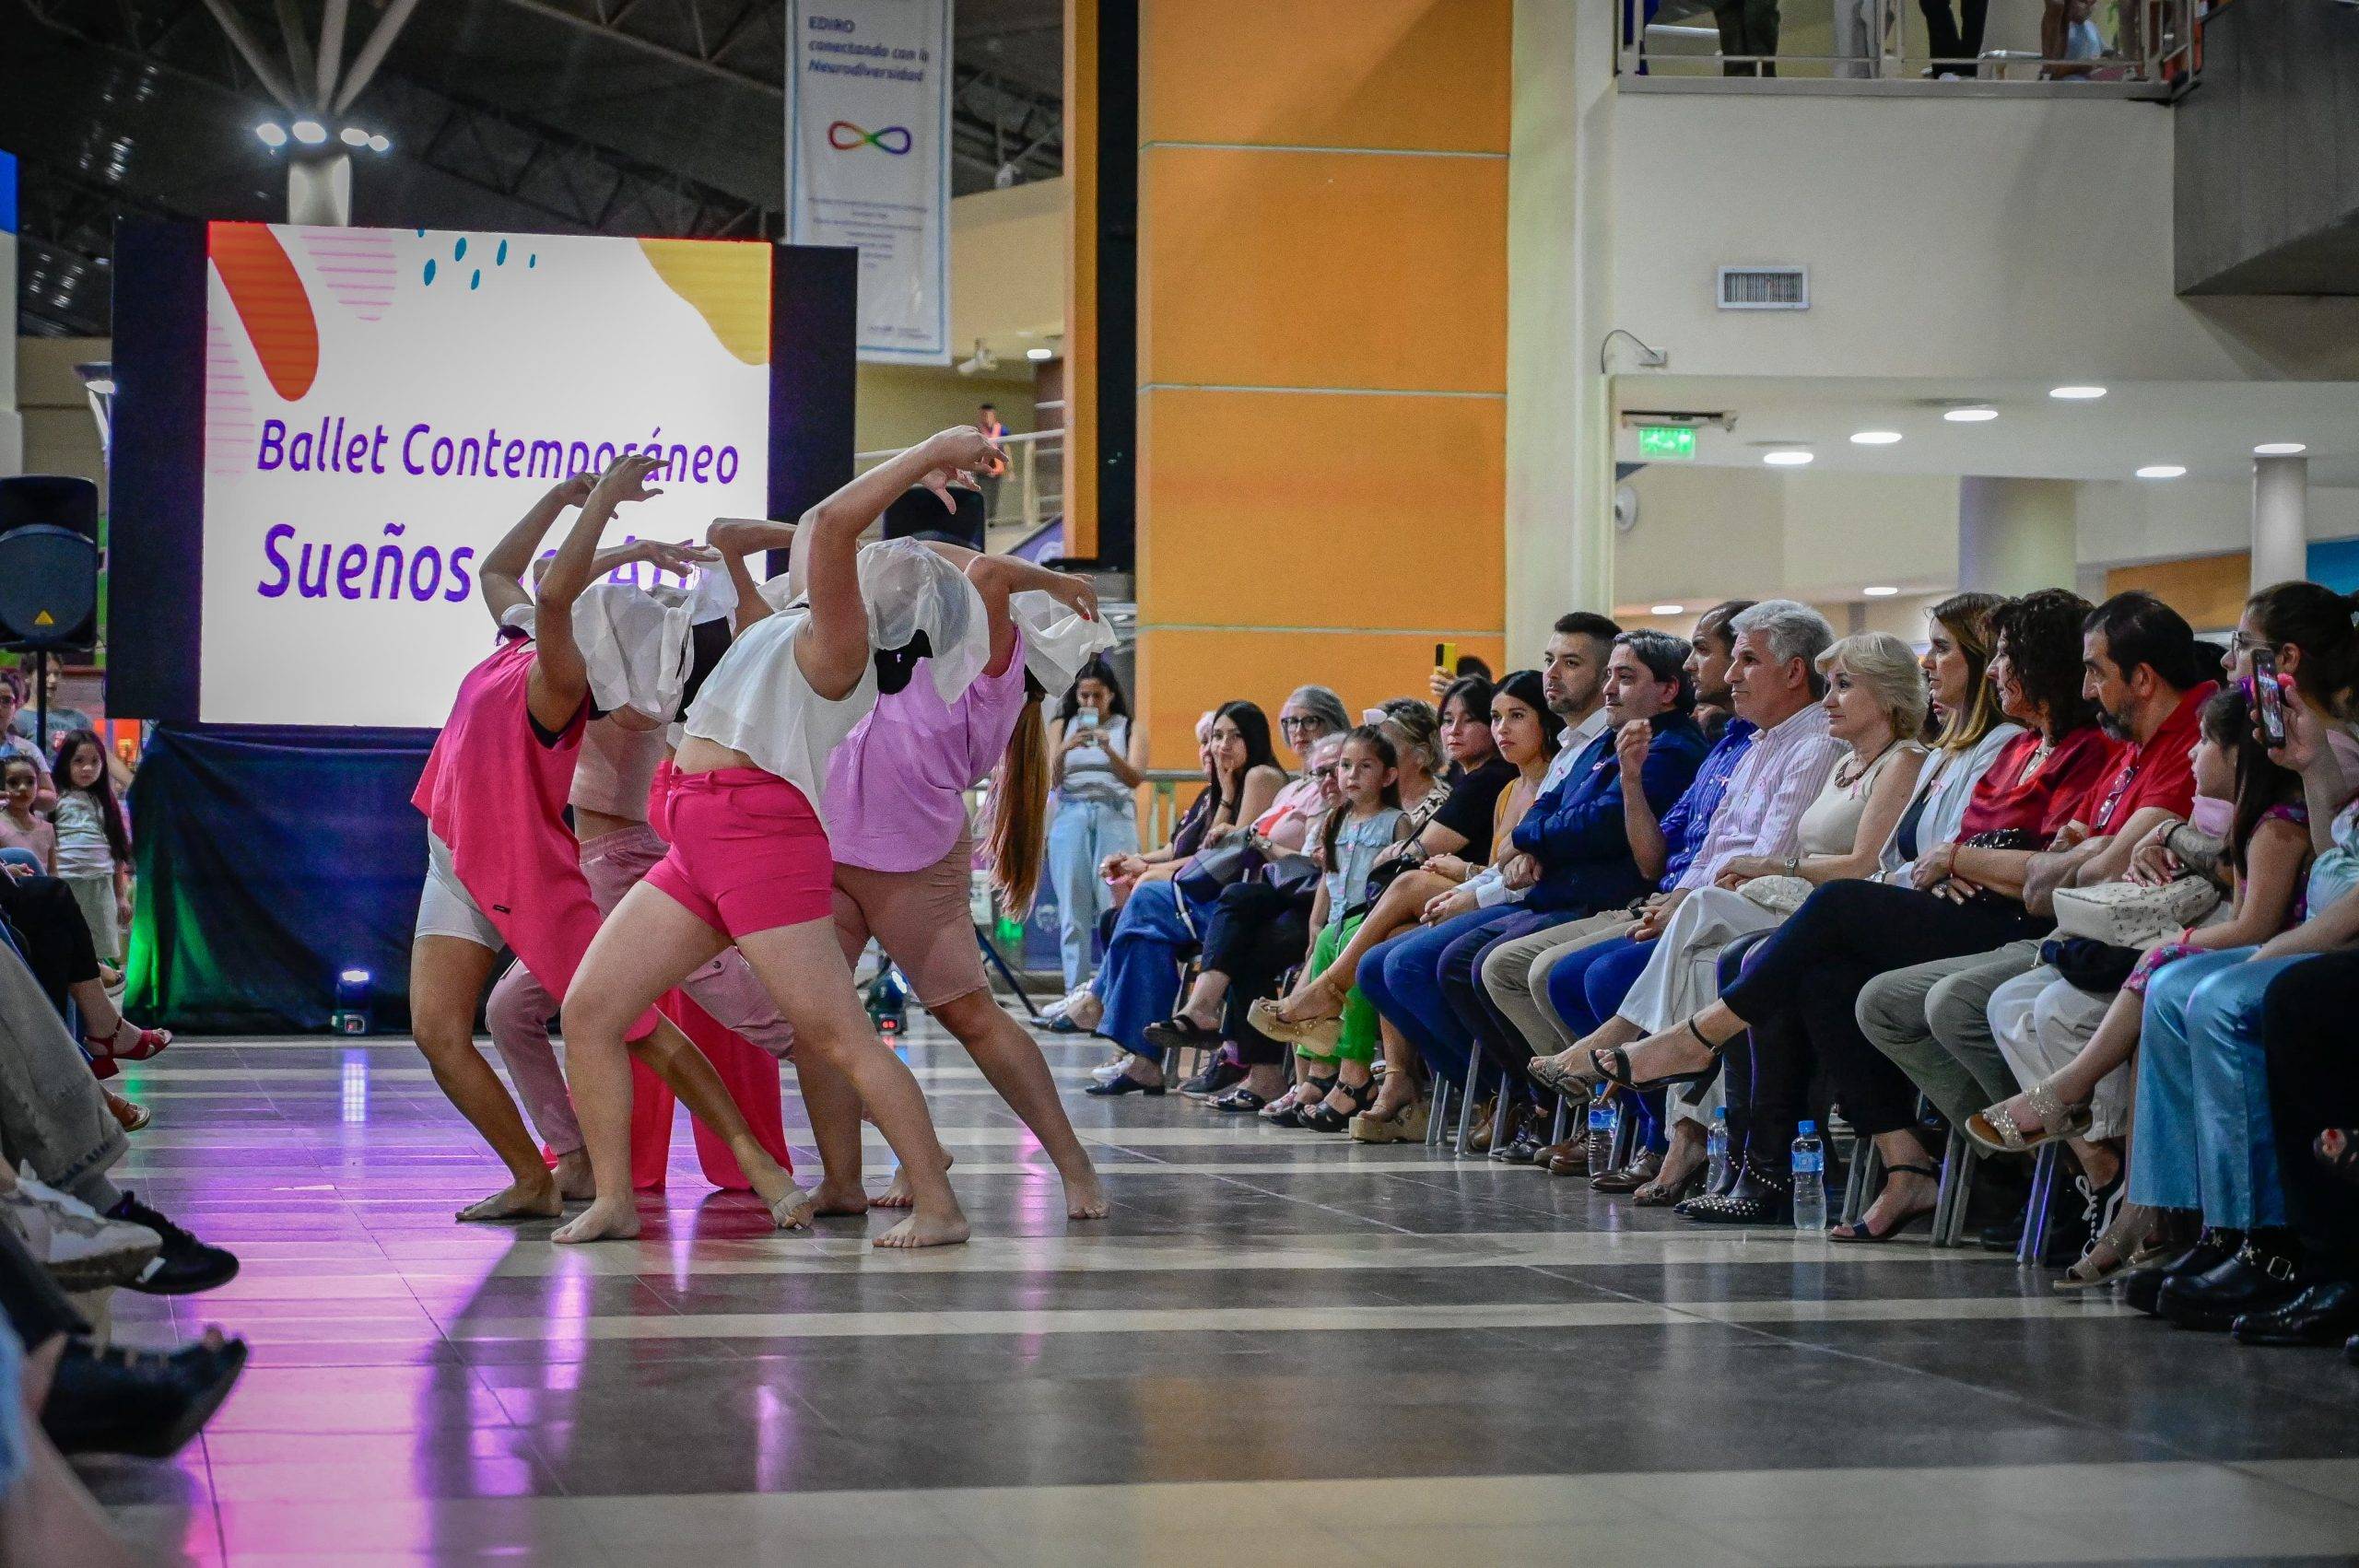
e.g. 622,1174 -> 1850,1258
976,403 -> 1009,524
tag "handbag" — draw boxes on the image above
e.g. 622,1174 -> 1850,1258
1735,875 -> 1812,918
2041,936 -> 2143,995
2050,875 -> 2222,948
1174,837 -> 1262,907
1263,854 -> 1321,899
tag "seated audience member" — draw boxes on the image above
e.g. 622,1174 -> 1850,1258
1079,702 -> 1286,1093
0,856 -> 171,1132
2241,939 -> 2359,1353
2122,690 -> 2359,1333
1585,590 -> 2118,1239
0,678 -> 55,814
1972,687 -> 2311,1285
1475,602 -> 1758,1176
1543,632 -> 1928,1210
0,760 -> 52,869
1515,602 -> 1844,1181
1044,657 -> 1149,996
1340,617 -> 1618,1118
1252,675 -> 1561,1130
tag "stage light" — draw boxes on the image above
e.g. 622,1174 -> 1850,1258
340,126 -> 370,147
333,967 -> 374,1036
1943,407 -> 1997,423
1763,450 -> 1813,467
1849,430 -> 1902,445
2135,464 -> 2187,479
1650,603 -> 1684,615
255,123 -> 288,148
1862,585 -> 1900,598
291,119 -> 328,146
2049,384 -> 2107,400
2254,442 -> 2306,456
368,134 -> 392,154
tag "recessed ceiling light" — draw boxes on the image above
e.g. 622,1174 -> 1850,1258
1943,407 -> 1998,423
1763,450 -> 1813,467
1849,430 -> 1903,446
254,123 -> 288,148
1650,603 -> 1684,616
2049,385 -> 2107,400
1025,346 -> 1053,362
2135,464 -> 2187,480
339,126 -> 370,147
1862,585 -> 1900,598
2254,442 -> 2307,456
368,134 -> 392,154
291,119 -> 328,146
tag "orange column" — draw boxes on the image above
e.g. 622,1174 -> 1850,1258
1132,0 -> 1513,766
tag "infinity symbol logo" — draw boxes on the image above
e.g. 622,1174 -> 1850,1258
827,121 -> 913,155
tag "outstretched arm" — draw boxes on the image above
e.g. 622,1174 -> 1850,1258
965,556 -> 1098,676
793,427 -> 1005,702
709,519 -> 798,633
480,475 -> 593,626
525,452 -> 666,734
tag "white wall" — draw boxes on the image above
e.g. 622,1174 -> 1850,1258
1617,463 -> 1958,607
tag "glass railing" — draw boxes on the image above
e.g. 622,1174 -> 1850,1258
854,427 -> 1064,547
1618,0 -> 2202,86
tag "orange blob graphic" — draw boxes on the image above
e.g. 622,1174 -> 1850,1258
637,240 -> 771,366
211,223 -> 321,402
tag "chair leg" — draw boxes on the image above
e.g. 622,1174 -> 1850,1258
1842,1138 -> 1884,1229
1453,1052 -> 1485,1156
1549,1095 -> 1571,1147
1426,1077 -> 1454,1148
1610,1094 -> 1639,1169
2017,1143 -> 2060,1266
1934,1135 -> 1977,1248
1488,1084 -> 1514,1152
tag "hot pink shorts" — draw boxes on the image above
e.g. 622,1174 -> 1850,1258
643,767 -> 836,939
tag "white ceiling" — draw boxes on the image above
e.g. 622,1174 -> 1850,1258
1612,377 -> 2359,487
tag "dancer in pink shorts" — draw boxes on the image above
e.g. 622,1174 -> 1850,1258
817,553 -> 1116,1220
410,455 -> 810,1229
557,427 -> 1005,1246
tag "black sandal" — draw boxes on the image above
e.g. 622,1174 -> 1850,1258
1589,1019 -> 1721,1094
1830,1161 -> 1942,1244
1208,1086 -> 1270,1114
1143,1015 -> 1224,1054
1298,1077 -> 1377,1133
1266,1074 -> 1337,1128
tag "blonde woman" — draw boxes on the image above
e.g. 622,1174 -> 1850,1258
1535,633 -> 1930,1208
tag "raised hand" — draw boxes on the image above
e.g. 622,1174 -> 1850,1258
1614,719 -> 1652,781
927,425 -> 1006,475
557,471 -> 596,507
591,451 -> 666,509
1047,571 -> 1100,622
640,539 -> 720,577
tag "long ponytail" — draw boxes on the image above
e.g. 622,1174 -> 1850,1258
985,684 -> 1051,918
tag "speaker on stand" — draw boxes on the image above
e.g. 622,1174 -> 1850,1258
0,476 -> 103,754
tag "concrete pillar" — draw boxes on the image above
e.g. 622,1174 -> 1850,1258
288,156 -> 352,227
2251,454 -> 2308,590
1957,476 -> 2078,596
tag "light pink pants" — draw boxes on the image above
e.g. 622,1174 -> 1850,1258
486,823 -> 795,1156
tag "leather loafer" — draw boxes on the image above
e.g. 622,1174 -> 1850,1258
1490,1128 -> 1544,1165
1536,1141 -> 1587,1177
2232,1279 -> 2359,1347
2158,1240 -> 2303,1332
2123,1228 -> 2242,1317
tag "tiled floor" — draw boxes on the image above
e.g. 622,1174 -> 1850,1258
84,1015 -> 2359,1566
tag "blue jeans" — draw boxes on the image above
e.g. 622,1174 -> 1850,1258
1046,797 -> 1140,990
1452,910 -> 1580,1094
1088,880 -> 1203,1056
1359,907 -> 1524,1090
1543,934 -> 1654,1041
2130,947 -> 2304,1230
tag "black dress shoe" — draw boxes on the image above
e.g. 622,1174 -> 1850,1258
1085,1073 -> 1165,1097
2159,1235 -> 2303,1332
2123,1227 -> 2243,1316
1978,1207 -> 2026,1253
107,1191 -> 240,1295
1178,1058 -> 1245,1099
1683,1161 -> 1792,1226
1489,1126 -> 1544,1164
41,1336 -> 249,1458
2233,1279 -> 2359,1348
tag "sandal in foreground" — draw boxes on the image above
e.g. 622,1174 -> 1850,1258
1298,1077 -> 1378,1134
1829,1161 -> 1941,1244
1965,1076 -> 2093,1156
1527,1054 -> 1592,1097
1246,998 -> 1343,1051
2055,1199 -> 2160,1292
1350,1097 -> 1428,1143
1589,1018 -> 1721,1094
1142,1015 -> 1224,1055
87,1023 -> 173,1063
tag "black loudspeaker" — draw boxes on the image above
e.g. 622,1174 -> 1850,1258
0,476 -> 101,653
881,483 -> 986,550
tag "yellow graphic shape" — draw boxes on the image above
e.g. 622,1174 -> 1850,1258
34,611 -> 54,626
638,240 -> 771,366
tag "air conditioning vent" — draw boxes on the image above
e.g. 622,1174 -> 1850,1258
1718,266 -> 1808,310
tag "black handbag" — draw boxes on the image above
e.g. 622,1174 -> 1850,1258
1263,853 -> 1321,899
2041,936 -> 2142,995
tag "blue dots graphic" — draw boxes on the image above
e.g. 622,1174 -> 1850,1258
497,240 -> 509,266
423,258 -> 437,286
470,270 -> 481,290
454,237 -> 467,260
528,253 -> 537,269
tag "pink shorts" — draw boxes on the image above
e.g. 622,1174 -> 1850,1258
832,833 -> 989,1009
646,756 -> 679,841
644,767 -> 836,939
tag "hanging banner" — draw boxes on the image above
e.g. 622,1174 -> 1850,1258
787,0 -> 953,365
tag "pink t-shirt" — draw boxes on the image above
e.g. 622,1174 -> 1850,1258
0,811 -> 54,869
412,632 -> 656,1034
823,638 -> 1030,874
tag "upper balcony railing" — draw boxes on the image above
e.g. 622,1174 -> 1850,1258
1618,0 -> 2203,89
853,427 -> 1066,549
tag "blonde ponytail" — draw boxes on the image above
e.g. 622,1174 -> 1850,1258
985,690 -> 1050,918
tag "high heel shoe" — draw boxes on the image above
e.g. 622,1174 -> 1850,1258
1682,1159 -> 1791,1226
1829,1162 -> 1942,1243
1263,1075 -> 1336,1129
1298,1077 -> 1377,1133
1965,1075 -> 2093,1156
1589,1018 -> 1721,1094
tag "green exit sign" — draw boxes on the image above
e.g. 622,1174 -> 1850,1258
1637,426 -> 1696,461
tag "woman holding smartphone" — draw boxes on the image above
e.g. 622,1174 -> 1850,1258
1043,658 -> 1147,995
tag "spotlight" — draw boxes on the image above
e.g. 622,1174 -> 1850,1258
2049,385 -> 2107,400
1849,431 -> 1903,446
1650,603 -> 1684,615
255,123 -> 288,148
1026,346 -> 1054,362
2135,464 -> 2187,480
339,126 -> 370,147
291,119 -> 328,146
2254,442 -> 2306,456
1943,407 -> 1998,423
1762,450 -> 1813,467
332,967 -> 374,1035
1862,585 -> 1900,598
367,134 -> 392,154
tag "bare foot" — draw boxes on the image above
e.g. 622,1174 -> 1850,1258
1062,1168 -> 1109,1220
766,1186 -> 817,1231
551,1151 -> 597,1202
1064,991 -> 1104,1032
874,1151 -> 954,1210
736,1145 -> 815,1231
807,1179 -> 872,1217
874,1201 -> 970,1248
456,1176 -> 563,1223
551,1194 -> 642,1244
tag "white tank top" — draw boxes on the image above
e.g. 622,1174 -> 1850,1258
680,606 -> 879,833
570,718 -> 663,823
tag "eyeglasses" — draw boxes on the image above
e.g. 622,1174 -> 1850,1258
1279,715 -> 1320,732
2229,632 -> 2274,656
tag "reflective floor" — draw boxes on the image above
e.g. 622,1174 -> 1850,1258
87,1013 -> 2359,1566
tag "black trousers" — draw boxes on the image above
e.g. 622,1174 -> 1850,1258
1919,0 -> 1989,68
1198,880 -> 1313,1068
1720,880 -> 2045,1140
2260,952 -> 2359,1273
0,871 -> 102,1020
1,1213 -> 91,1353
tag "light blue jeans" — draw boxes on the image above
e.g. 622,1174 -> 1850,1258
2129,946 -> 2305,1230
1045,796 -> 1140,991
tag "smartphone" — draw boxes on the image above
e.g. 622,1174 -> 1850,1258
2252,649 -> 2287,747
1436,640 -> 1458,675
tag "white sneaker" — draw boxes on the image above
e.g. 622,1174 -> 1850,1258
5,1169 -> 163,1291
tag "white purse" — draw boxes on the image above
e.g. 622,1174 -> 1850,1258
1735,875 -> 1813,918
2049,876 -> 2222,948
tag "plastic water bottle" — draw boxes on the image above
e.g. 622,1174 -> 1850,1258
1586,1094 -> 1617,1176
1791,1120 -> 1827,1233
1707,1108 -> 1730,1192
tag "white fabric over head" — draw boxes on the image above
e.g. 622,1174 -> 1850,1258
1011,588 -> 1116,695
